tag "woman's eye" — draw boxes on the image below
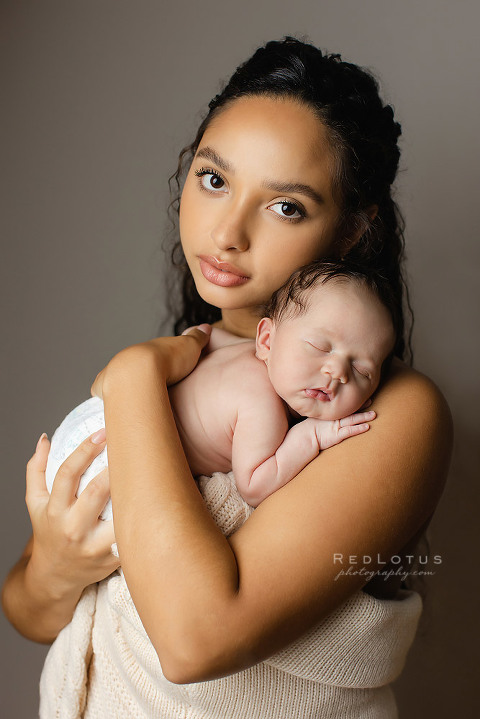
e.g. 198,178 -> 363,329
194,168 -> 227,193
269,201 -> 305,220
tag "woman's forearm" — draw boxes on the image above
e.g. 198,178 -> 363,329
102,349 -> 452,685
2,539 -> 82,643
103,348 -> 242,679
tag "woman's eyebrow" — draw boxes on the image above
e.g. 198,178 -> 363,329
261,179 -> 324,205
195,147 -> 233,173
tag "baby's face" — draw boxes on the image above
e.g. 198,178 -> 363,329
256,280 -> 395,420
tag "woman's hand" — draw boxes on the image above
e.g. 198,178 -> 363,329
26,431 -> 119,592
91,324 -> 212,399
2,430 -> 120,643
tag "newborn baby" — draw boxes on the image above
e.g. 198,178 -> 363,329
46,260 -> 396,512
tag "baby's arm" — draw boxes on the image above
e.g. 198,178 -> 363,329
233,393 -> 375,507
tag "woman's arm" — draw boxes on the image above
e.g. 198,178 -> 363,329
103,341 -> 453,685
2,326 -> 212,643
1,432 -> 119,643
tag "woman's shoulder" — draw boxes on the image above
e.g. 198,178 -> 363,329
376,358 -> 452,433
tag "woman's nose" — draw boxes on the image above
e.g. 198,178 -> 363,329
210,203 -> 251,252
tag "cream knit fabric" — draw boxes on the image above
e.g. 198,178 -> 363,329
40,472 -> 422,719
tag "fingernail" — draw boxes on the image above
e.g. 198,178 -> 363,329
91,428 -> 106,444
36,433 -> 48,452
182,323 -> 211,336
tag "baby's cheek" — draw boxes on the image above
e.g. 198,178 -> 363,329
344,386 -> 367,413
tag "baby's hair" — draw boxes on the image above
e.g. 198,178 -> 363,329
264,258 -> 401,364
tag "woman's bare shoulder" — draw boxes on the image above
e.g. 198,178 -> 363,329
378,357 -> 451,409
370,357 -> 452,498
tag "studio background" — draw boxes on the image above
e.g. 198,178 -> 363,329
1,1 -> 479,716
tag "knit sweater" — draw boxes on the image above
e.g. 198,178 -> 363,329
39,472 -> 422,719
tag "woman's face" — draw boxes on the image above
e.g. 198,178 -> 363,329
179,95 -> 342,335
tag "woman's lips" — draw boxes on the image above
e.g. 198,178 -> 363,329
305,388 -> 332,401
198,256 -> 250,287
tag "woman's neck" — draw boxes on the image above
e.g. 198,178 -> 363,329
216,308 -> 261,339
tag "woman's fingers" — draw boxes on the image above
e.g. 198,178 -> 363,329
181,323 -> 212,336
25,434 -> 51,508
75,467 -> 111,523
164,324 -> 212,385
181,323 -> 212,352
48,429 -> 107,511
22,428 -> 121,598
95,518 -> 119,561
91,367 -> 107,399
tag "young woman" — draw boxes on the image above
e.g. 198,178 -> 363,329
2,38 -> 452,717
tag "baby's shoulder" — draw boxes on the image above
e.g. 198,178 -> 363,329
213,343 -> 279,399
207,341 -> 258,372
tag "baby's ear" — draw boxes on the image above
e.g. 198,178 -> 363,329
255,318 -> 274,361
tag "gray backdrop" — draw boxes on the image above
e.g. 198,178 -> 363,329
2,1 -> 479,716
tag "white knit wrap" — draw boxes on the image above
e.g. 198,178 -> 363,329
40,472 -> 421,718
40,401 -> 422,718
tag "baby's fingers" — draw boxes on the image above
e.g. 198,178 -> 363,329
49,429 -> 107,511
336,423 -> 371,441
339,410 -> 376,427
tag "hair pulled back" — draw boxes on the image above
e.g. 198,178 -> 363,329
168,37 -> 411,361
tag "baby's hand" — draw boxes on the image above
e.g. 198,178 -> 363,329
313,410 -> 376,450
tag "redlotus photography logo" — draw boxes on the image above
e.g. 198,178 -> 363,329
332,553 -> 443,582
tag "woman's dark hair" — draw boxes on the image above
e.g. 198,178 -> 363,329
166,36 -> 412,361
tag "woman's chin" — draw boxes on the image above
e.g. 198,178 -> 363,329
194,281 -> 264,314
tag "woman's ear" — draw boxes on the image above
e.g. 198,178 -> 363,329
255,318 -> 274,361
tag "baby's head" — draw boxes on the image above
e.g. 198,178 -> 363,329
255,260 -> 398,420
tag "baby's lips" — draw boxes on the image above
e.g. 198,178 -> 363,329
305,388 -> 332,401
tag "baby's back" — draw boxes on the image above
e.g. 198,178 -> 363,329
169,342 -> 277,476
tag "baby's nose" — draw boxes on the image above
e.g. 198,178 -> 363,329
323,358 -> 348,385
